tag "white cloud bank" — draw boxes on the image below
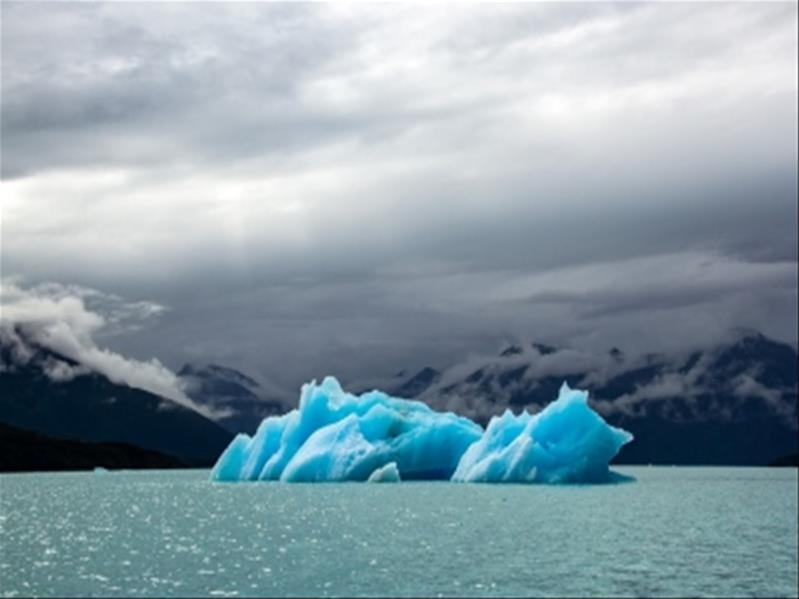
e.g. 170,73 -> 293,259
0,278 -> 218,419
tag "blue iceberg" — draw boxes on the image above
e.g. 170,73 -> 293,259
211,376 -> 482,482
211,377 -> 633,484
452,383 -> 633,483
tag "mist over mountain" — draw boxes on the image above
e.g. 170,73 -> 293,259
393,330 -> 796,422
1,274 -> 795,467
178,363 -> 285,434
377,330 -> 797,465
0,325 -> 232,466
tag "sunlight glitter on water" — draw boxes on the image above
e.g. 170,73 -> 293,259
0,467 -> 797,597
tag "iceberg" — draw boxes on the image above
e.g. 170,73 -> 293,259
210,376 -> 482,482
210,377 -> 633,484
451,383 -> 633,483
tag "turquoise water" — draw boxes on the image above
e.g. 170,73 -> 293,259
0,467 -> 796,597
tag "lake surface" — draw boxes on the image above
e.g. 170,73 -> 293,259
1,467 -> 796,597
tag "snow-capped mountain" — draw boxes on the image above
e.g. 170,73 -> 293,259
178,363 -> 286,434
379,330 -> 798,465
2,318 -> 795,466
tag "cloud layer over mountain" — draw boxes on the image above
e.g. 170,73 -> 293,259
0,279 -> 216,418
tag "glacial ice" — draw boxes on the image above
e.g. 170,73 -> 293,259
367,462 -> 401,483
210,376 -> 482,482
211,377 -> 633,484
451,383 -> 633,483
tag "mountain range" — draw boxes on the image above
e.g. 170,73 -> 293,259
0,329 -> 232,466
1,326 -> 796,468
177,363 -> 284,435
371,330 -> 798,465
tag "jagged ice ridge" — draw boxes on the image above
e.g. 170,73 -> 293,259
210,376 -> 633,484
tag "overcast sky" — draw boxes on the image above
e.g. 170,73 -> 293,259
2,2 -> 797,394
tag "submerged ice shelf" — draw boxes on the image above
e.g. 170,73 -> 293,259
211,377 -> 633,484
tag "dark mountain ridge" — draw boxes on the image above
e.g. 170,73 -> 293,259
178,362 -> 284,434
0,422 -> 186,472
386,332 -> 798,465
1,325 -> 796,468
0,328 -> 232,466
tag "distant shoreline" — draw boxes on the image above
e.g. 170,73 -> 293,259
0,422 -> 187,473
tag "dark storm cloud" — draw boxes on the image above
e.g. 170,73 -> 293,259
2,2 -> 797,391
0,2 -> 362,177
522,256 -> 798,319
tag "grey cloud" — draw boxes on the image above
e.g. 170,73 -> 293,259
4,2 -> 795,178
522,258 -> 797,319
1,3 -> 356,177
0,279 -> 220,418
1,2 -> 796,390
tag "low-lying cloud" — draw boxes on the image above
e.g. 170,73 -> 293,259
0,278 -> 218,418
